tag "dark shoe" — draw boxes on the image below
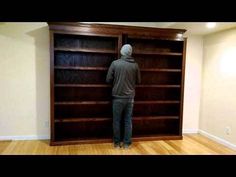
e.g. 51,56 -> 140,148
114,143 -> 121,149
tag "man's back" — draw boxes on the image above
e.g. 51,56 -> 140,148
106,56 -> 141,98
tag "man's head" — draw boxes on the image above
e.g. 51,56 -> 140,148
120,44 -> 132,56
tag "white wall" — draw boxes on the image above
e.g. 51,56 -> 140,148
200,28 -> 236,145
0,22 -> 202,140
0,22 -> 50,139
183,36 -> 203,132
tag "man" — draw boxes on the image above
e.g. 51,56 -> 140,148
106,44 -> 141,149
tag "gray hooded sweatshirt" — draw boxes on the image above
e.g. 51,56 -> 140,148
106,44 -> 141,99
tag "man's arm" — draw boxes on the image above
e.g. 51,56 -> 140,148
106,62 -> 114,83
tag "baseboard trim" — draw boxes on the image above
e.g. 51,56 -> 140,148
183,129 -> 199,134
198,129 -> 236,150
0,135 -> 49,141
1,130 -> 236,150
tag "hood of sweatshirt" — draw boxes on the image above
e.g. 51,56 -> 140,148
120,44 -> 132,56
121,55 -> 135,63
120,44 -> 135,62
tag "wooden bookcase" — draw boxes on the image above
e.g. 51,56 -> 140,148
48,23 -> 187,145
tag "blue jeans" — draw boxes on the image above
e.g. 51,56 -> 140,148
112,98 -> 134,145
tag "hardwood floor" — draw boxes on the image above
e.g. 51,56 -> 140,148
0,134 -> 235,155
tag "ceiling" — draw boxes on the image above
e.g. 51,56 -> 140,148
1,22 -> 236,36
166,22 -> 236,36
81,22 -> 236,36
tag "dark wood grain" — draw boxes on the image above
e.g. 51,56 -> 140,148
55,47 -> 116,54
135,55 -> 182,69
128,38 -> 184,53
179,38 -> 187,136
54,51 -> 115,68
54,116 -> 179,123
49,22 -> 186,145
54,33 -> 118,51
48,22 -> 186,41
54,70 -> 108,84
54,102 -> 180,119
54,118 -> 179,141
55,85 -> 180,101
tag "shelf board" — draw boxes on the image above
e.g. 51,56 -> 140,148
131,135 -> 182,142
51,135 -> 182,146
133,51 -> 182,56
54,66 -> 181,72
54,84 -> 181,88
137,85 -> 181,88
54,66 -> 107,71
54,101 -> 110,105
55,84 -> 111,88
135,100 -> 180,104
54,100 -> 180,105
54,47 -> 117,54
55,118 -> 111,123
141,68 -> 181,72
54,116 -> 179,123
54,48 -> 181,56
133,116 -> 179,120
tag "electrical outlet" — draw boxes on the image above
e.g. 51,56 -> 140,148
225,126 -> 231,135
44,121 -> 49,128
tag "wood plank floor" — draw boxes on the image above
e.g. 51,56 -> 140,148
0,134 -> 235,155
